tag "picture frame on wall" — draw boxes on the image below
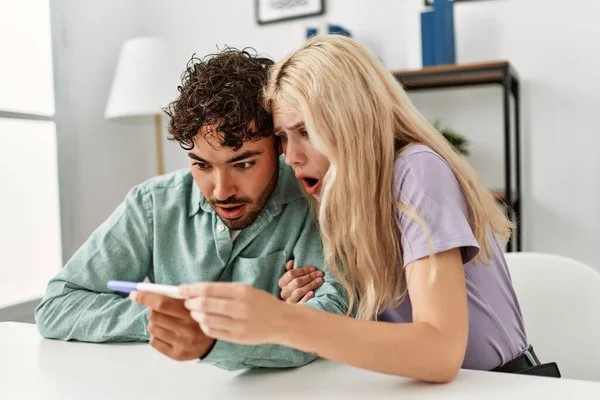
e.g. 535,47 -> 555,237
256,0 -> 325,25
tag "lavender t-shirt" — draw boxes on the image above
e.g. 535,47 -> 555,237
378,144 -> 527,371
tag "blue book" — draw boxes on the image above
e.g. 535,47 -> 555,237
433,0 -> 456,65
421,10 -> 435,67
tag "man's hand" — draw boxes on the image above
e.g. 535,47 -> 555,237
278,260 -> 324,303
130,291 -> 215,361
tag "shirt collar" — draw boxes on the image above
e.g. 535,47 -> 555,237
187,156 -> 303,218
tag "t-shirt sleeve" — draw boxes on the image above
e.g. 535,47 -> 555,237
394,150 -> 480,267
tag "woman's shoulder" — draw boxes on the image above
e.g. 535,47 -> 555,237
393,144 -> 456,187
393,144 -> 479,266
397,143 -> 439,158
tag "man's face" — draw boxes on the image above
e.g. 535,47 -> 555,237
189,126 -> 279,230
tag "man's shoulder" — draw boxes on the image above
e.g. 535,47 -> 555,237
123,169 -> 194,212
133,169 -> 193,195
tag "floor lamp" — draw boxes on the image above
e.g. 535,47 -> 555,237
105,37 -> 177,175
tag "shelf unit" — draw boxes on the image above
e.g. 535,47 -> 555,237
392,61 -> 522,252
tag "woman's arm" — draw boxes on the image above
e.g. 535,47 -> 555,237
278,248 -> 468,382
181,248 -> 468,382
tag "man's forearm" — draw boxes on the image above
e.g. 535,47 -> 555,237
200,340 -> 317,370
304,284 -> 348,315
35,280 -> 149,342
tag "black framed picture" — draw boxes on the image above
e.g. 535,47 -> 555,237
256,0 -> 325,25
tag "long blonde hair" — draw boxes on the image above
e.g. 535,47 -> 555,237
264,35 -> 513,320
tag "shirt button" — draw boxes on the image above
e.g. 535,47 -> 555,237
217,223 -> 225,232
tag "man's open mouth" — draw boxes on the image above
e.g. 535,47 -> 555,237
216,204 -> 246,219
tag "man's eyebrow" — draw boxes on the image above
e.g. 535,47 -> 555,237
187,152 -> 208,163
274,121 -> 305,132
227,150 -> 263,164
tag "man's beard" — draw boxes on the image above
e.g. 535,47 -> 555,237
209,169 -> 279,231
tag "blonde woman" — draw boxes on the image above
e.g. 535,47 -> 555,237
180,35 -> 560,382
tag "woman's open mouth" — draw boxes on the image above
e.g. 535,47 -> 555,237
300,177 -> 321,195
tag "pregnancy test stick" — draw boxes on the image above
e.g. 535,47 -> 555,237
107,280 -> 184,299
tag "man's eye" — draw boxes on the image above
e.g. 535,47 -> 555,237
235,162 -> 255,170
275,132 -> 288,141
193,162 -> 209,170
299,130 -> 309,138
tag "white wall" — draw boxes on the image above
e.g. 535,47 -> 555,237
53,0 -> 156,259
54,0 -> 600,271
403,0 -> 600,268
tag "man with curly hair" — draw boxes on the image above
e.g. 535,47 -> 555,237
35,48 -> 347,370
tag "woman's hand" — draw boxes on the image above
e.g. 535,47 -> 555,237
180,282 -> 289,345
278,260 -> 324,303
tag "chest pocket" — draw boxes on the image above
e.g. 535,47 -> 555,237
229,250 -> 288,295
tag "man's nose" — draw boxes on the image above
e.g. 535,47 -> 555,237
213,170 -> 237,201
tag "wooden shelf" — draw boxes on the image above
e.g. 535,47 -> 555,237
391,61 -> 518,91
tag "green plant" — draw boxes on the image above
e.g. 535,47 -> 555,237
433,120 -> 470,156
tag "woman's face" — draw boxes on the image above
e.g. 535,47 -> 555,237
272,102 -> 330,202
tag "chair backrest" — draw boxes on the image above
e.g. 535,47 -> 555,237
504,252 -> 600,381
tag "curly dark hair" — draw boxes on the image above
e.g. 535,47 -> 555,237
164,47 -> 274,151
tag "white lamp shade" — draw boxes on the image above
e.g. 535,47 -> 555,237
105,37 -> 178,119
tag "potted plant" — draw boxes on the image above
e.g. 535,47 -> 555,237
433,120 -> 469,156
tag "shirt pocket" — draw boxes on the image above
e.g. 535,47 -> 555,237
229,250 -> 288,295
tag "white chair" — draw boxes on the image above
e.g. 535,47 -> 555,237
504,252 -> 600,381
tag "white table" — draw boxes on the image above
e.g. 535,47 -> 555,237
2,322 -> 599,399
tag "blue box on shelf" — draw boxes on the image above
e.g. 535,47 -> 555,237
421,0 -> 456,67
